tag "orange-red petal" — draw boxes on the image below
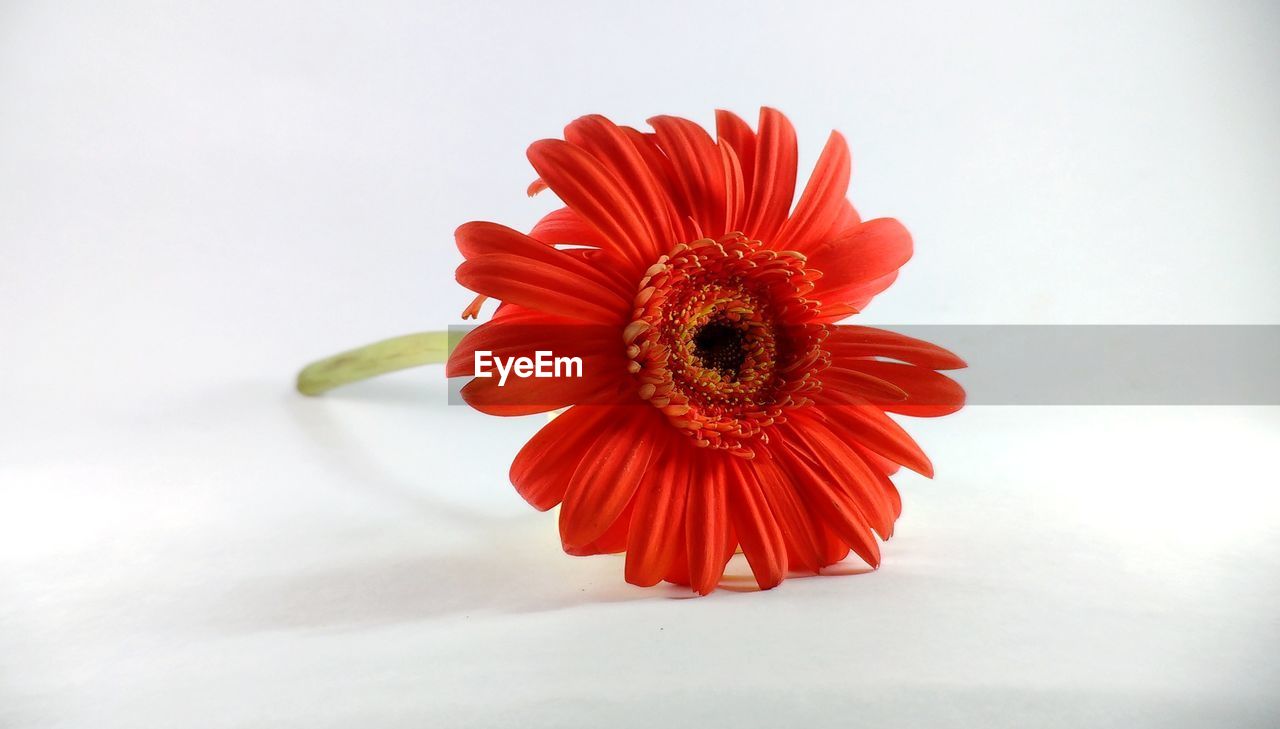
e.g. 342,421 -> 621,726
565,499 -> 634,556
817,391 -> 935,477
807,218 -> 913,306
834,360 -> 966,417
564,115 -> 682,260
559,409 -> 662,549
526,139 -> 660,269
456,253 -> 628,324
826,326 -> 968,370
509,406 -> 619,511
774,130 -> 852,252
740,107 -> 798,244
648,115 -> 727,238
784,412 -> 896,539
714,109 -> 756,194
725,456 -> 788,590
774,436 -> 882,569
686,456 -> 732,595
624,440 -> 690,587
528,207 -> 610,249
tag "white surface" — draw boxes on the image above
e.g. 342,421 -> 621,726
2,2 -> 1278,727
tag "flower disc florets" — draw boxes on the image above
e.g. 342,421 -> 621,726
624,233 -> 829,457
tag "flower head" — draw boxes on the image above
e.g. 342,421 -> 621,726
448,108 -> 964,594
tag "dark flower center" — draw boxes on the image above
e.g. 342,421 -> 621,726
692,319 -> 746,377
624,234 -> 827,457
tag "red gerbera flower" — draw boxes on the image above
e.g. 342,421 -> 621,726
447,108 -> 965,594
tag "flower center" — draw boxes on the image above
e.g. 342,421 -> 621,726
692,320 -> 746,375
624,234 -> 828,457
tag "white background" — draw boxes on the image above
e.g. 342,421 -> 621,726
2,1 -> 1278,727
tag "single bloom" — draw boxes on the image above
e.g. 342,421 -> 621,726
447,107 -> 964,594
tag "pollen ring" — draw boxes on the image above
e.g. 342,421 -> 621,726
624,234 -> 829,457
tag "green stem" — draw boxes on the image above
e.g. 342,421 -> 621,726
296,331 -> 452,396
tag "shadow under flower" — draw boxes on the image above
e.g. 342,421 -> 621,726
715,556 -> 877,593
209,519 -> 684,632
238,376 -> 881,626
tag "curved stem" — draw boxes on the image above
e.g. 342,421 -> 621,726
296,331 -> 451,396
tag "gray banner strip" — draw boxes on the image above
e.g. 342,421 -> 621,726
446,325 -> 1280,405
